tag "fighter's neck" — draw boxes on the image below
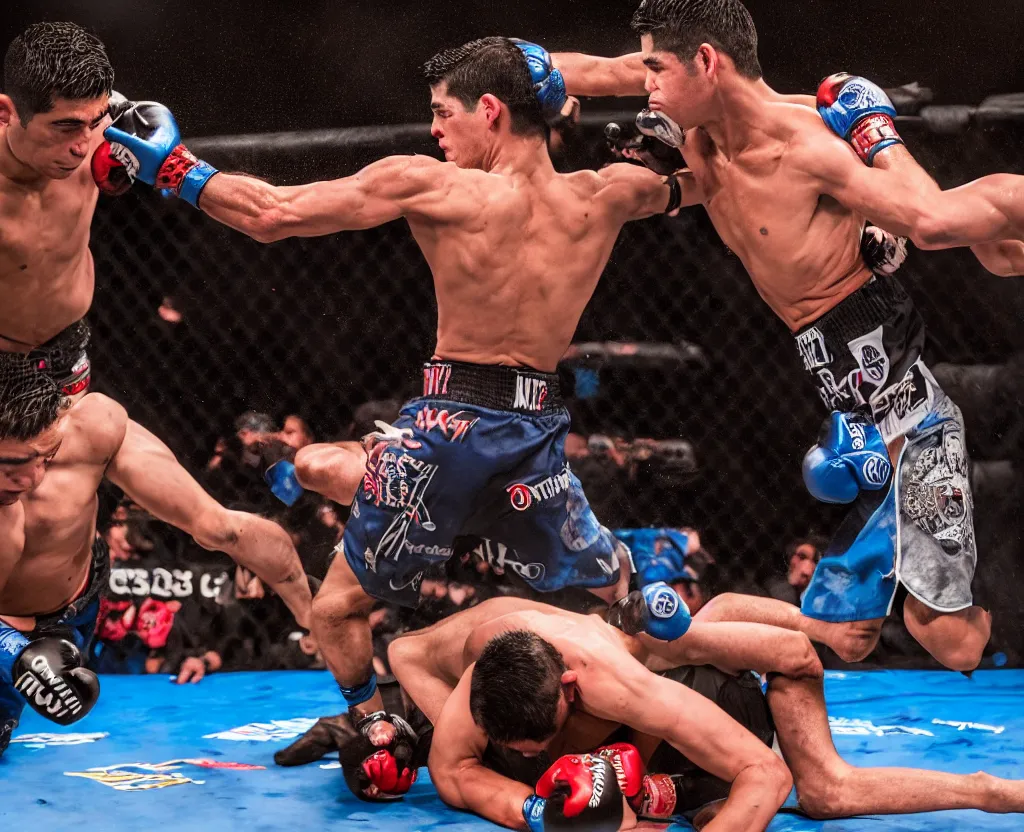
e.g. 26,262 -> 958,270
697,76 -> 781,160
0,127 -> 49,190
482,134 -> 554,178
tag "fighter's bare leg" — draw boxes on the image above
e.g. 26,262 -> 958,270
697,593 -> 884,663
767,672 -> 1024,817
294,441 -> 366,506
310,546 -> 381,717
903,595 -> 991,672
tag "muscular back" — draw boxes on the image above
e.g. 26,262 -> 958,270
0,132 -> 100,348
682,99 -> 873,331
407,161 -> 656,371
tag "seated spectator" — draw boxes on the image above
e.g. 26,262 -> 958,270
764,534 -> 827,607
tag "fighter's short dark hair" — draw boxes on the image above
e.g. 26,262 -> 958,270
423,37 -> 547,138
631,0 -> 762,79
0,355 -> 67,442
469,629 -> 566,743
4,22 -> 114,122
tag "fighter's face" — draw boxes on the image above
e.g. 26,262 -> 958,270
640,35 -> 714,130
5,95 -> 109,180
429,84 -> 489,169
0,419 -> 66,505
502,689 -> 571,758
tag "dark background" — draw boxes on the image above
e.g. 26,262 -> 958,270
5,0 -> 1024,137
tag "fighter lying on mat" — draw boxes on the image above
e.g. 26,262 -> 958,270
0,358 -> 311,756
304,596 -> 1024,831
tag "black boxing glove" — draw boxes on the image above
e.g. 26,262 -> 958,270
527,754 -> 624,832
10,637 -> 99,725
340,711 -> 420,800
604,120 -> 683,177
861,224 -> 908,275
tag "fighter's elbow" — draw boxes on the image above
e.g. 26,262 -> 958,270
908,207 -> 957,250
247,206 -> 290,243
741,755 -> 794,810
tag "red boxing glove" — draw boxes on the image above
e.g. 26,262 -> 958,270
359,748 -> 417,799
594,743 -> 646,811
135,598 -> 178,649
90,141 -> 133,196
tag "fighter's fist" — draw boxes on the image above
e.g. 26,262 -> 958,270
594,743 -> 646,811
803,411 -> 892,504
511,39 -> 568,120
817,73 -> 903,165
533,753 -> 624,831
12,637 -> 99,726
104,101 -> 218,207
91,141 -> 133,196
604,110 -> 684,177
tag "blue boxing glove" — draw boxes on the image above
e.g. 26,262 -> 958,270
523,794 -> 547,832
817,73 -> 904,165
803,412 -> 892,504
265,460 -> 305,506
104,101 -> 218,207
510,39 -> 568,119
605,581 -> 692,641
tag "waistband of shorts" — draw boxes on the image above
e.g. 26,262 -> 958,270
420,360 -> 563,414
34,536 -> 110,631
3,320 -> 93,397
797,277 -> 912,346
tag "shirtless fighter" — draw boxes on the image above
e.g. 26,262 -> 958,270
0,357 -> 311,756
0,22 -> 136,397
97,35 -> 703,764
383,597 -> 1024,830
551,0 -> 1024,670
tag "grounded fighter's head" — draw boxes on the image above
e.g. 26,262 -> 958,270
0,356 -> 69,505
470,629 -> 575,756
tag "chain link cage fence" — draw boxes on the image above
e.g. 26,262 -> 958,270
87,99 -> 1024,673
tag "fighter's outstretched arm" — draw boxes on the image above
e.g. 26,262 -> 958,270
869,145 -> 1024,275
196,155 -> 457,242
105,419 -> 312,628
552,52 -> 648,98
805,130 -> 1024,252
589,649 -> 792,832
429,668 -> 536,830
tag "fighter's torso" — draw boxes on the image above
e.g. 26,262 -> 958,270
0,131 -> 99,349
682,101 -> 873,331
0,394 -> 124,616
407,166 -> 627,372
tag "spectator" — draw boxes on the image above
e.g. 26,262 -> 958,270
280,414 -> 315,450
764,534 -> 828,607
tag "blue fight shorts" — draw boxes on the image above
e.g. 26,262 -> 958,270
1,536 -> 108,754
340,360 -> 627,607
797,278 -> 976,622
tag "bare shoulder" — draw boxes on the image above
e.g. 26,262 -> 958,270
66,393 -> 128,463
560,168 -> 608,199
781,104 -> 855,180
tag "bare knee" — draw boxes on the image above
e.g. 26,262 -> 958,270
311,583 -> 371,634
294,444 -> 330,489
926,639 -> 986,672
694,592 -> 743,622
831,620 -> 883,663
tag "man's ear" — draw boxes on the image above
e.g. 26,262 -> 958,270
560,669 -> 578,701
479,93 -> 503,128
0,94 -> 15,127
